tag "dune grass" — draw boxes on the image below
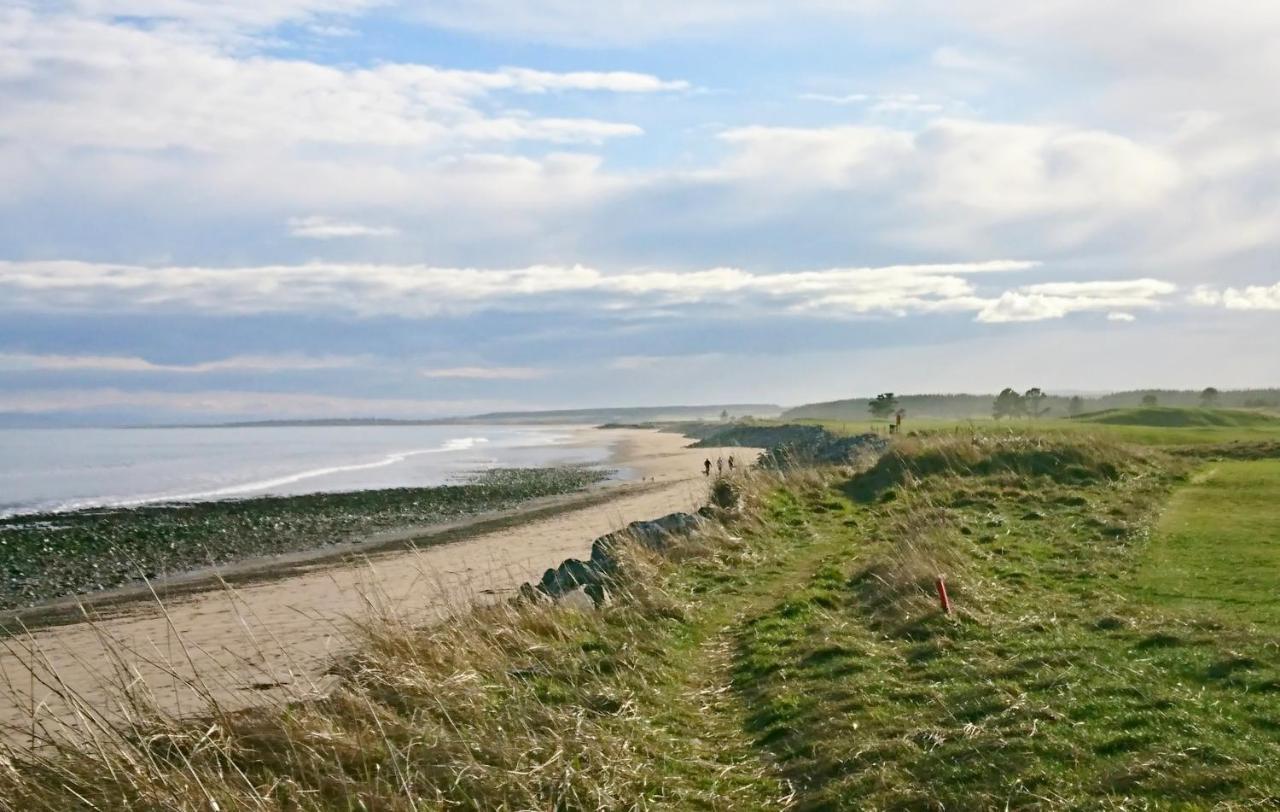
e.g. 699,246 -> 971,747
1132,459 -> 1280,631
3,436 -> 1279,809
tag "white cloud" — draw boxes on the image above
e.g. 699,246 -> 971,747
0,352 -> 363,373
420,366 -> 545,379
608,353 -> 725,370
716,121 -> 1181,214
1107,312 -> 1136,322
400,1 -> 882,47
0,10 -> 678,152
1191,282 -> 1280,311
0,388 -> 506,418
975,279 -> 1176,323
930,46 -> 1018,78
67,0 -> 384,32
800,92 -> 946,115
0,258 -> 1192,325
800,93 -> 869,106
288,216 -> 399,239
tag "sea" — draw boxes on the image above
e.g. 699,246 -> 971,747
0,425 -> 615,518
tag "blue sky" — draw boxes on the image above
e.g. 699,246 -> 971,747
2,0 -> 1278,422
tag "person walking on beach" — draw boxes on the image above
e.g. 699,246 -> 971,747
704,458 -> 712,476
728,455 -> 736,472
717,456 -> 725,474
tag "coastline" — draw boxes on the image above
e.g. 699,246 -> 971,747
0,426 -> 696,628
0,427 -> 742,738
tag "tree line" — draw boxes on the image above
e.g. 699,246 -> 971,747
863,387 -> 1233,422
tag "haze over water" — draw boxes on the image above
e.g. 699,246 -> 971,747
0,425 -> 611,518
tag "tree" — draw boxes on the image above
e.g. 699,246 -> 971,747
1200,387 -> 1220,407
868,392 -> 899,419
993,388 -> 1026,420
1024,387 -> 1050,418
1067,396 -> 1085,417
1141,394 -> 1159,407
720,409 -> 730,421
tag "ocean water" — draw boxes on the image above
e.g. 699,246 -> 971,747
0,425 -> 613,518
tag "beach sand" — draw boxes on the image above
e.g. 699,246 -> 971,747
0,428 -> 740,743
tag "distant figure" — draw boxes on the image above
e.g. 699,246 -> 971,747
717,456 -> 725,474
727,455 -> 736,471
703,458 -> 712,476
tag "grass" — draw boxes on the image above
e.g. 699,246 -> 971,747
805,410 -> 1280,447
3,436 -> 1280,808
1073,406 -> 1280,428
1133,459 -> 1280,630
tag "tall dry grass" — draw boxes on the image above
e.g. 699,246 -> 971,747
0,474 -> 771,811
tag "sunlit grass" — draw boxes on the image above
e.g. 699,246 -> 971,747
4,435 -> 1279,809
1133,459 -> 1280,630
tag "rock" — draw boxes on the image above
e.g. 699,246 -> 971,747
522,510 -> 714,605
517,582 -> 550,605
558,585 -> 598,612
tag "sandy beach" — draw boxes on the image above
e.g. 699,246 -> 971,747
0,428 -> 736,743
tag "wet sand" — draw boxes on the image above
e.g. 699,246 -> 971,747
0,428 -> 738,743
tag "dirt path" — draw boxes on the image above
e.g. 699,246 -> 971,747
0,429 -> 736,743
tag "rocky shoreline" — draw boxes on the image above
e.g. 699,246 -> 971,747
0,466 -> 611,612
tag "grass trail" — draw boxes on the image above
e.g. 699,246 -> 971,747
4,438 -> 1280,809
727,439 -> 1280,809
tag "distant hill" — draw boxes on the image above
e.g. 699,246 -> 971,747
783,389 -> 1280,421
455,404 -> 782,425
1071,407 -> 1280,428
204,404 -> 783,429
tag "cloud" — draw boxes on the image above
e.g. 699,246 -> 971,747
975,279 -> 1176,323
1107,312 -> 1136,322
1191,282 -> 1280,311
0,352 -> 363,373
399,1 -> 882,46
715,121 -> 1180,213
800,92 -> 947,115
0,258 -> 1189,326
0,10 -> 679,152
288,216 -> 399,239
420,366 -> 545,379
0,388 -> 506,418
66,0 -> 384,33
0,259 -> 1048,320
608,353 -> 725,370
930,46 -> 1018,78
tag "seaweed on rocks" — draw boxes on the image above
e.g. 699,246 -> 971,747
0,466 -> 611,612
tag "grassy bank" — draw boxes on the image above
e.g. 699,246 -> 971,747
3,435 -> 1279,808
0,467 -> 610,612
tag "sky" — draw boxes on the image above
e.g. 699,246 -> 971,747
2,0 -> 1279,423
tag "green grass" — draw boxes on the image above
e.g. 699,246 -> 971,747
806,410 -> 1280,447
1073,406 -> 1280,428
5,438 -> 1280,809
1133,459 -> 1280,630
730,439 -> 1280,808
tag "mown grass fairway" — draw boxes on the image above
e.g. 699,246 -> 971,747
1135,459 -> 1280,630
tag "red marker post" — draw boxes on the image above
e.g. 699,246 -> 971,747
935,576 -> 952,615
